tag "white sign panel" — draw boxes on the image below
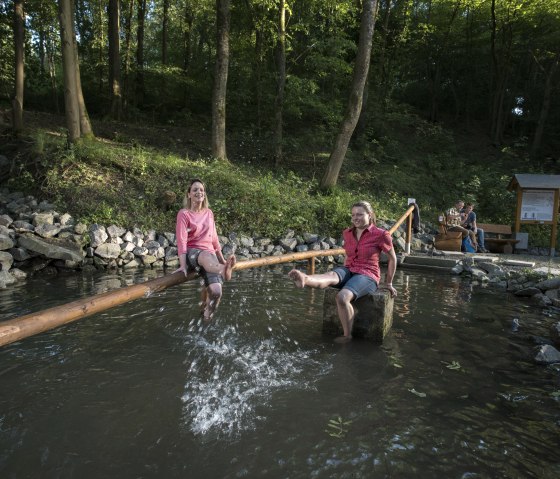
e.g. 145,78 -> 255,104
520,189 -> 555,221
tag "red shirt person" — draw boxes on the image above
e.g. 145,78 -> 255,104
288,201 -> 397,343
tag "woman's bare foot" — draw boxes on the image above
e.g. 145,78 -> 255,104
334,335 -> 352,343
223,255 -> 236,281
288,269 -> 307,288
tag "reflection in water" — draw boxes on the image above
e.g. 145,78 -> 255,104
0,266 -> 559,478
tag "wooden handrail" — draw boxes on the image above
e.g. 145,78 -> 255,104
0,204 -> 417,347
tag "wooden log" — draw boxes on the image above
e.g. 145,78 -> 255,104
0,271 -> 197,347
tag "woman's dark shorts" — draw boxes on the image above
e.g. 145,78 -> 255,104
186,248 -> 223,287
332,266 -> 378,299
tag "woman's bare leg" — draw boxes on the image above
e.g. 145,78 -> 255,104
335,288 -> 355,342
203,283 -> 222,321
288,269 -> 339,289
197,252 -> 236,281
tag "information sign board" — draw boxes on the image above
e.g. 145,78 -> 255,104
520,189 -> 554,221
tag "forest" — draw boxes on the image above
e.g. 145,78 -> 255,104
0,0 -> 559,239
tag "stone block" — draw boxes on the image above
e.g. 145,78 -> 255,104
323,287 -> 394,342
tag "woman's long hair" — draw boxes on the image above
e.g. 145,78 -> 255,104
352,200 -> 376,225
183,178 -> 209,209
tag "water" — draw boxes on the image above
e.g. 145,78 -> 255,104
1,266 -> 559,478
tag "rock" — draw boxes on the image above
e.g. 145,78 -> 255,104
550,322 -> 560,348
11,220 -> 34,232
74,223 -> 88,235
9,247 -> 32,261
534,344 -> 560,364
239,235 -> 254,247
133,246 -> 148,256
279,238 -> 297,251
514,287 -> 542,297
32,212 -> 55,226
530,293 -> 552,307
303,233 -> 319,243
89,224 -> 108,247
0,214 -> 13,227
0,234 -> 15,250
296,244 -> 309,252
107,224 -> 126,238
0,251 -> 14,271
34,223 -> 62,238
17,233 -> 83,263
478,262 -> 504,276
10,268 -> 27,281
95,243 -> 122,259
142,255 -> 157,265
0,270 -> 16,286
123,258 -> 141,269
59,213 -> 74,226
535,277 -> 560,291
545,288 -> 560,300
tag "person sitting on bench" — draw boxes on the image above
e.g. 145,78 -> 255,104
462,202 -> 488,253
446,200 -> 477,250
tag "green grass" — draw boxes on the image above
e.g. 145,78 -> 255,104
3,104 -> 558,245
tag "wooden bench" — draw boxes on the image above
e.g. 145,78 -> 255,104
434,221 -> 462,252
478,223 -> 519,254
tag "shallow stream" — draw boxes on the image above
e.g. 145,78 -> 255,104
1,266 -> 559,478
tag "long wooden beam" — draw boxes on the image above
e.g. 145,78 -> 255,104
0,271 -> 197,348
0,207 -> 415,348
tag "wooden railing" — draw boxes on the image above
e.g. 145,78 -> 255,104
0,204 -> 417,347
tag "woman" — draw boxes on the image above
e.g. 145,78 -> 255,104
288,201 -> 397,343
175,179 -> 236,320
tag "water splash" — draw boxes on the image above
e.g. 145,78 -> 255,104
181,325 -> 330,436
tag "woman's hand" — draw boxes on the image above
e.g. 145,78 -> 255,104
384,283 -> 397,298
173,266 -> 188,277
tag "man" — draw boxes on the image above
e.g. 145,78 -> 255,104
446,200 -> 477,250
462,202 -> 488,253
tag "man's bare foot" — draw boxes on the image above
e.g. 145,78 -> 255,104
288,269 -> 307,288
224,255 -> 236,281
334,335 -> 352,343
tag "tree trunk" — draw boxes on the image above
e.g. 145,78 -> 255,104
211,0 -> 230,161
12,0 -> 25,136
162,0 -> 169,65
320,0 -> 378,190
108,0 -> 122,120
273,0 -> 286,167
122,0 -> 135,112
531,54 -> 559,159
72,0 -> 93,138
58,0 -> 81,142
136,0 -> 147,106
183,2 -> 193,73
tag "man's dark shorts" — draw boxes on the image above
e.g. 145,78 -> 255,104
332,266 -> 378,299
186,248 -> 223,286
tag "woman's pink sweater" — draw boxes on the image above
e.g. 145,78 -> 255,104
175,208 -> 220,256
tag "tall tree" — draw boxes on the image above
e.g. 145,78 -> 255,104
58,0 -> 93,142
136,0 -> 147,106
58,0 -> 81,142
162,0 -> 169,65
273,0 -> 287,166
531,53 -> 559,159
211,0 -> 230,160
108,0 -> 122,119
320,0 -> 378,190
12,0 -> 24,135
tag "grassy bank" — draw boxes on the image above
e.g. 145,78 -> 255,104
1,106 -> 557,244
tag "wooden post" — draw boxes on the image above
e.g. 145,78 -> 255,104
307,257 -> 315,275
322,288 -> 394,342
406,212 -> 412,254
551,188 -> 559,257
515,187 -> 522,233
